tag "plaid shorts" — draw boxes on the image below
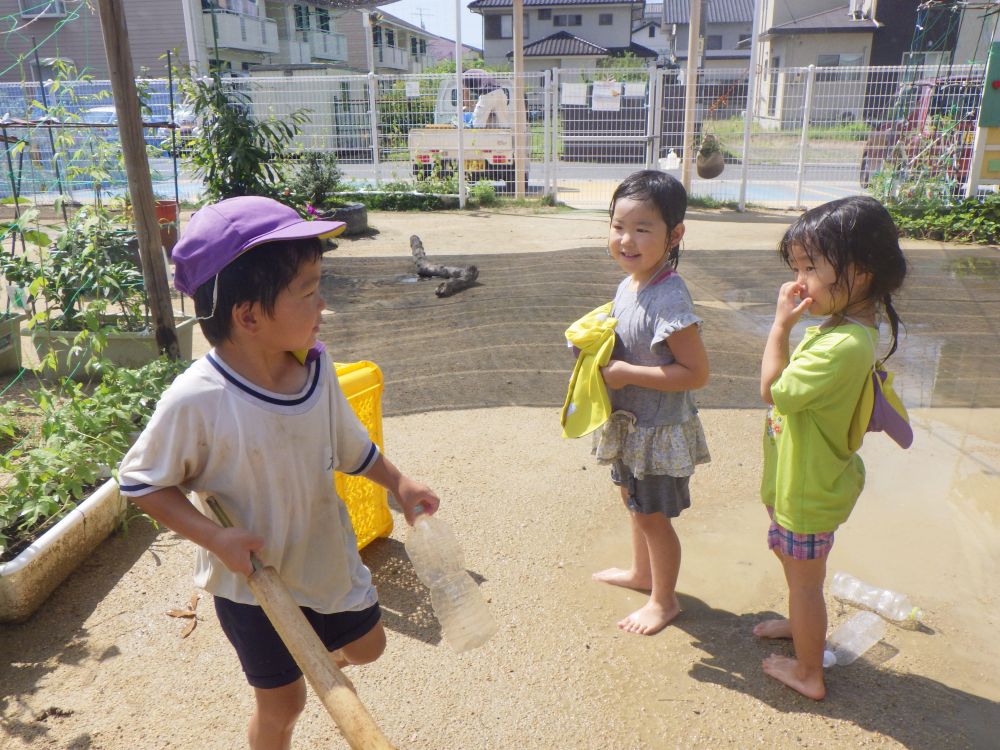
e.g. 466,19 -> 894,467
766,507 -> 835,560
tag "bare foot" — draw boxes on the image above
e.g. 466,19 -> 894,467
753,618 -> 793,639
762,654 -> 826,701
592,567 -> 651,592
617,598 -> 680,636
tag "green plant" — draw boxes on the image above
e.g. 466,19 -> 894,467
593,52 -> 647,82
886,193 -> 1000,244
698,134 -> 722,158
283,152 -> 344,210
377,78 -> 437,156
0,356 -> 189,560
0,206 -> 147,335
182,73 -> 310,201
467,180 -> 498,207
24,59 -> 162,200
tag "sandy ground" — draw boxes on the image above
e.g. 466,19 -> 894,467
2,208 -> 999,749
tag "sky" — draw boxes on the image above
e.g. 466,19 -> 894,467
377,1 -> 484,48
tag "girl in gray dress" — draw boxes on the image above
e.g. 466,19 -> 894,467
592,170 -> 711,635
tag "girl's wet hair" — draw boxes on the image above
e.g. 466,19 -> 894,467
610,169 -> 687,269
779,196 -> 907,362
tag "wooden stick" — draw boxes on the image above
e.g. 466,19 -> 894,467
206,497 -> 396,750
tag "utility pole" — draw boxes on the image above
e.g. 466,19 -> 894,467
413,6 -> 433,30
680,0 -> 702,190
95,0 -> 179,359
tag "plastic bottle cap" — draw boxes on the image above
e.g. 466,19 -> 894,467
823,649 -> 837,669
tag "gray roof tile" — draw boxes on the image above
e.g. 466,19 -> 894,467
469,0 -> 639,8
652,0 -> 753,24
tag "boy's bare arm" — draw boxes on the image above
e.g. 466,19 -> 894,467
130,487 -> 263,576
363,455 -> 440,526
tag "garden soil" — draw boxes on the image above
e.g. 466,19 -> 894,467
2,208 -> 999,749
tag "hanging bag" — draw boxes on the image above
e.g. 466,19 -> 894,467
847,323 -> 913,451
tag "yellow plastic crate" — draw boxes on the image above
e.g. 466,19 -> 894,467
335,360 -> 393,550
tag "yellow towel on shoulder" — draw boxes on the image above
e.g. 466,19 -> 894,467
561,301 -> 617,438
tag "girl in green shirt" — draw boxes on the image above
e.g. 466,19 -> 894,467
756,196 -> 907,700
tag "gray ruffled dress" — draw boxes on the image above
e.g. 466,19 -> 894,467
592,271 -> 711,478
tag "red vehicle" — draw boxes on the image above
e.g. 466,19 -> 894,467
860,75 -> 981,190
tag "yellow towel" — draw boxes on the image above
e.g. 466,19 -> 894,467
561,302 -> 617,438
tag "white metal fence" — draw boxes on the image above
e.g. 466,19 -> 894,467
0,63 -> 986,210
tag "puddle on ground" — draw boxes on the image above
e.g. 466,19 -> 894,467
946,256 -> 1000,281
725,310 -> 945,408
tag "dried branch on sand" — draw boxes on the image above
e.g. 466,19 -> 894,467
410,234 -> 479,297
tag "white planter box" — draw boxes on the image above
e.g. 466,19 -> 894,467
0,312 -> 26,374
0,479 -> 124,623
28,315 -> 196,380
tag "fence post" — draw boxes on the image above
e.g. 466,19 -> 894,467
794,65 -> 816,210
454,0 -> 466,208
367,72 -> 380,184
738,0 -> 763,211
645,64 -> 658,168
543,69 -> 552,197
551,67 -> 560,199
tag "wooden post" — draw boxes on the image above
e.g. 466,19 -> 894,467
680,0 -> 702,190
95,0 -> 180,359
512,0 -> 527,198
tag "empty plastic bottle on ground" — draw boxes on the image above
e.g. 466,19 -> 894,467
827,611 -> 887,666
404,512 -> 498,652
830,571 -> 923,627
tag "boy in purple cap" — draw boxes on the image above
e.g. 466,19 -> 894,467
119,196 -> 440,750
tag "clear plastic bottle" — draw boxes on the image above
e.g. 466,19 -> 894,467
830,571 -> 923,627
404,513 -> 498,652
826,611 -> 887,665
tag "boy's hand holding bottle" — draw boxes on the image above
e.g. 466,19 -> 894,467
395,477 -> 440,526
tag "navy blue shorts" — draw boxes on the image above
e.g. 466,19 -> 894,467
214,597 -> 382,689
611,461 -> 691,518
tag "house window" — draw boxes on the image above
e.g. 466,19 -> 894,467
538,9 -> 551,20
553,14 -> 581,27
485,15 -> 500,39
293,5 -> 309,31
316,8 -> 330,32
411,37 -> 418,53
599,13 -> 613,26
706,35 -> 723,50
419,39 -> 426,54
386,28 -> 395,46
373,26 -> 382,45
816,53 -> 864,81
738,33 -> 751,44
19,0 -> 66,17
501,14 -> 513,38
648,26 -> 656,38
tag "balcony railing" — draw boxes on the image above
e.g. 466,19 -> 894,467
280,38 -> 311,65
309,29 -> 348,61
374,43 -> 409,70
203,9 -> 279,54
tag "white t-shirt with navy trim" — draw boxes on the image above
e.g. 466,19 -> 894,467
118,348 -> 380,613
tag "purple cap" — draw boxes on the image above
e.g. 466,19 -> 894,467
172,196 -> 346,296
